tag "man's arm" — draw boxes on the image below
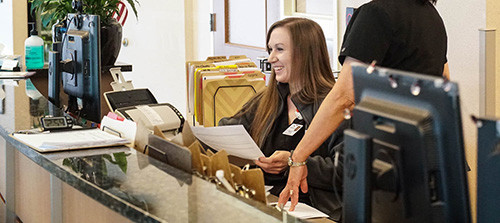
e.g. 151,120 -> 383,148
442,62 -> 450,80
291,57 -> 357,163
278,57 -> 358,211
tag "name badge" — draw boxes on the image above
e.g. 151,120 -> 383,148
283,123 -> 303,136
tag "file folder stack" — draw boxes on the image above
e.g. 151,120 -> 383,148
186,56 -> 267,127
149,123 -> 267,204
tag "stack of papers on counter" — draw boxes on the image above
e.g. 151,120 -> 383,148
0,72 -> 34,79
12,128 -> 129,152
270,202 -> 329,219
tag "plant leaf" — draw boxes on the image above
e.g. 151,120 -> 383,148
125,0 -> 139,20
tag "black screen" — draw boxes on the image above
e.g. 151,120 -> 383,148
343,63 -> 471,222
61,14 -> 101,122
477,117 -> 500,222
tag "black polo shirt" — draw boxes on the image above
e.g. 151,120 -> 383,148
339,0 -> 447,77
262,84 -> 310,204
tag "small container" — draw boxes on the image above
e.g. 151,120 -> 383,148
25,27 -> 44,70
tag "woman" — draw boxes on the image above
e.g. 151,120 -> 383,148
219,17 -> 347,220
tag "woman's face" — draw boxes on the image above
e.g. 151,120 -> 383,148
268,27 -> 293,83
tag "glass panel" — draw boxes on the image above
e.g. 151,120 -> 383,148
295,0 -> 333,16
227,0 -> 266,48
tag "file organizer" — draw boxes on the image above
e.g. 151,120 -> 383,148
186,56 -> 266,126
202,71 -> 266,127
147,123 -> 267,204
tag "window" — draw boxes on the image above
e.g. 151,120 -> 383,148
283,0 -> 339,70
295,0 -> 333,16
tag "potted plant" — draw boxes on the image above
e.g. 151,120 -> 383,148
30,0 -> 139,66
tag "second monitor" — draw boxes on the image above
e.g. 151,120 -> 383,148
343,63 -> 471,223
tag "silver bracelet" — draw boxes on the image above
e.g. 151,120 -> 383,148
288,150 -> 307,167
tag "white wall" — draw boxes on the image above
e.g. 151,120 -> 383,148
0,0 -> 14,55
117,0 -> 188,115
0,0 -> 27,56
437,1 -> 485,218
0,0 -> 28,212
185,0 -> 213,61
487,0 -> 500,116
0,0 -> 28,130
116,0 -> 212,116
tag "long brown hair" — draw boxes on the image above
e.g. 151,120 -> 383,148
243,17 -> 335,146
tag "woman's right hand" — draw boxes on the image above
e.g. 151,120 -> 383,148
254,150 -> 291,174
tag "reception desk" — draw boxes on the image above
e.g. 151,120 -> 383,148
0,79 -> 305,223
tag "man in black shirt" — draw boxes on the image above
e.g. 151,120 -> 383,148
279,0 -> 449,212
340,0 -> 448,77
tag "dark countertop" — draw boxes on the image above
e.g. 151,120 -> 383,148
0,79 -> 298,223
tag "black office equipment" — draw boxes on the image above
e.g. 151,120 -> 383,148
104,89 -> 184,133
62,13 -> 101,122
104,88 -> 157,111
476,116 -> 500,223
49,9 -> 102,122
343,63 -> 471,223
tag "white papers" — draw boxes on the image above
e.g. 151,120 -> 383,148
136,105 -> 164,126
191,125 -> 264,160
1,59 -> 18,70
187,64 -> 197,114
265,185 -> 274,192
100,116 -> 137,143
12,128 -> 129,152
270,202 -> 329,219
265,185 -> 273,197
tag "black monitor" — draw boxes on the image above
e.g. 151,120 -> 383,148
62,13 -> 101,122
52,13 -> 101,122
343,63 -> 471,222
476,116 -> 500,222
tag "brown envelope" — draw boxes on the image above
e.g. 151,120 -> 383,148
134,120 -> 152,154
230,164 -> 243,185
210,150 -> 235,188
200,153 -> 213,177
201,71 -> 266,127
194,66 -> 239,125
188,141 -> 204,174
242,168 -> 267,203
228,55 -> 248,60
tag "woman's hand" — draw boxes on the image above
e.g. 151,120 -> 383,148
254,150 -> 290,174
277,165 -> 308,211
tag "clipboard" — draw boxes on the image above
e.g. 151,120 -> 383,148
0,71 -> 36,79
11,128 -> 129,153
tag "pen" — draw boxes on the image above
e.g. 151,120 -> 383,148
14,129 -> 46,134
215,170 -> 236,193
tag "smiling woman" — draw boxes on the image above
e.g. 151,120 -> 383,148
267,27 -> 293,83
219,17 -> 348,220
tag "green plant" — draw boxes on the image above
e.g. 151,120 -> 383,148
30,0 -> 139,27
